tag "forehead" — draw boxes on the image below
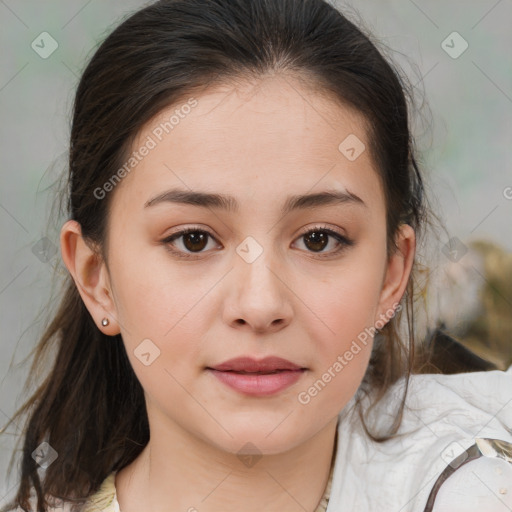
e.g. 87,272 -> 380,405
112,74 -> 385,217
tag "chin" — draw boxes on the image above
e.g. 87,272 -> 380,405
200,422 -> 310,458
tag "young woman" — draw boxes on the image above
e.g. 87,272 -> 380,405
2,1 -> 511,511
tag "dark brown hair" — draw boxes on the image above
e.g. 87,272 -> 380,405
2,0 -> 450,510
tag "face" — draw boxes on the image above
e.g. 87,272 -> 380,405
69,74 -> 413,455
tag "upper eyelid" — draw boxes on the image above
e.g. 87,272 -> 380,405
164,224 -> 348,240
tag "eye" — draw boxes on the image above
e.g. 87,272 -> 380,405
292,225 -> 354,257
161,225 -> 354,260
161,227 -> 219,259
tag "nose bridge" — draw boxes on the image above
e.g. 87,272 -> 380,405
225,232 -> 292,331
235,233 -> 282,295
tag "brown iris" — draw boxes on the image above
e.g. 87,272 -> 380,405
303,231 -> 328,252
182,232 -> 208,252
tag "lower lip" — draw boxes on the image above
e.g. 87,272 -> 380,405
206,369 -> 306,396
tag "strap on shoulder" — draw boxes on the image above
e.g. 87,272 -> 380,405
423,438 -> 512,512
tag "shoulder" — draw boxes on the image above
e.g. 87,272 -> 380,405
23,472 -> 118,512
327,366 -> 512,511
399,367 -> 512,511
81,472 -> 118,512
430,451 -> 512,511
390,365 -> 512,438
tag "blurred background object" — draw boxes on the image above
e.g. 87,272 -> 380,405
435,240 -> 512,369
411,238 -> 512,373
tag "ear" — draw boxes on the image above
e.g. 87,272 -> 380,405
374,223 -> 416,327
60,219 -> 120,335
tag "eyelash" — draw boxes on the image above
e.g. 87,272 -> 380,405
161,225 -> 354,260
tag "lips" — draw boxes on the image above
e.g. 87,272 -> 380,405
207,356 -> 305,373
206,356 -> 307,396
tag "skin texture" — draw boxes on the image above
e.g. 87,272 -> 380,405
60,74 -> 415,512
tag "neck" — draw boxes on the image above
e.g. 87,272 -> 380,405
115,415 -> 339,512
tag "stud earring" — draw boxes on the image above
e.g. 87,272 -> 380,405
101,318 -> 109,327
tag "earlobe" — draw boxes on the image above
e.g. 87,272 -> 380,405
375,223 -> 416,326
59,220 -> 120,335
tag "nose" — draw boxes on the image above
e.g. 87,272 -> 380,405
222,244 -> 293,334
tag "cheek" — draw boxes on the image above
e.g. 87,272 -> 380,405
302,257 -> 384,345
295,311 -> 375,417
294,262 -> 383,408
111,232 -> 188,318
111,257 -> 211,406
108,243 -> 211,365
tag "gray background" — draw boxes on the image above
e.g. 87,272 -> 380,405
1,0 -> 511,500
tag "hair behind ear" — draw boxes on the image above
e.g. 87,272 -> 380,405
0,277 -> 149,511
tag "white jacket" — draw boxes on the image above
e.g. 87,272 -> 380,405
326,365 -> 512,511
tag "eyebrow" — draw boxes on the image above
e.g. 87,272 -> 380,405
144,187 -> 366,215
